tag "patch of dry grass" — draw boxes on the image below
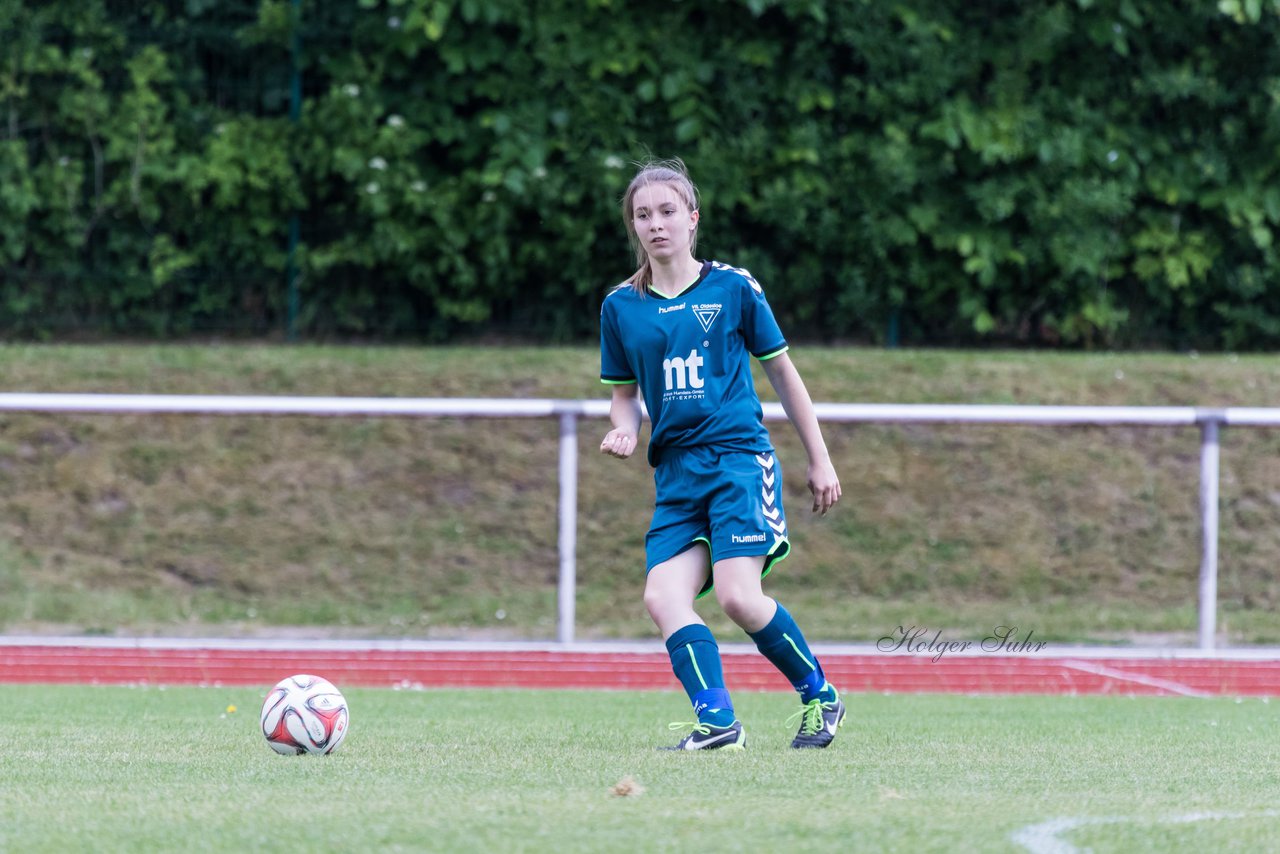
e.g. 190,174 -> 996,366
1,344 -> 1278,642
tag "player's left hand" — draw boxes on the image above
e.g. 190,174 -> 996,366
807,460 -> 841,516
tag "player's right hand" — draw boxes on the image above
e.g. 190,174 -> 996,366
600,429 -> 637,459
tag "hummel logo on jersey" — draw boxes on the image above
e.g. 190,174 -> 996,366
663,348 -> 705,392
657,302 -> 686,314
692,303 -> 722,332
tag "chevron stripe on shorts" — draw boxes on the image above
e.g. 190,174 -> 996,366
756,452 -> 787,545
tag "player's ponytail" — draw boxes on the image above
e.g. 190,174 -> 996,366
620,158 -> 700,296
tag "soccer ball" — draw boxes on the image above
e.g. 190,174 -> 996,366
260,674 -> 350,755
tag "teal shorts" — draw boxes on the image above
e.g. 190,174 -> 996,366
646,446 -> 792,598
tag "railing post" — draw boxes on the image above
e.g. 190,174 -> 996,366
1197,414 -> 1222,650
557,411 -> 578,644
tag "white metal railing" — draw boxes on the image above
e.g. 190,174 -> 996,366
0,393 -> 1266,649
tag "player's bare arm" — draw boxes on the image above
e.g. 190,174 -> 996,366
761,352 -> 841,515
600,382 -> 641,459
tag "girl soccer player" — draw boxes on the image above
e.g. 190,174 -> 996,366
599,159 -> 845,750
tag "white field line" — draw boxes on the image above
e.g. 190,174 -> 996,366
1058,659 -> 1212,698
1012,810 -> 1280,854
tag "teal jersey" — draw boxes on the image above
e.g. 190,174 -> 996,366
600,260 -> 789,467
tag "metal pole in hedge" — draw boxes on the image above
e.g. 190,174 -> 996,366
285,0 -> 303,341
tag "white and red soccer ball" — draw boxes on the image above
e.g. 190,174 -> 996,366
260,674 -> 349,755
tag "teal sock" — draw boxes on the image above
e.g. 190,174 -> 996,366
665,623 -> 735,727
747,602 -> 837,704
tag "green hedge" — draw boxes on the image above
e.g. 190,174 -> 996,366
3,0 -> 1280,346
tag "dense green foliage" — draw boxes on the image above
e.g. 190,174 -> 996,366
4,0 -> 1280,346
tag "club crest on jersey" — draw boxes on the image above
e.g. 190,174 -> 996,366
692,303 -> 722,332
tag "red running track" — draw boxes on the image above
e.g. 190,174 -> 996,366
2,641 -> 1280,696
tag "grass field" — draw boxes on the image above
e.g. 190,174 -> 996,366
3,685 -> 1279,852
3,344 -> 1280,643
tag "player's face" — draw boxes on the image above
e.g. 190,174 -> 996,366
631,183 -> 698,262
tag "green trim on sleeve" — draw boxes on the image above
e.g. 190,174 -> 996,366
600,378 -> 638,385
756,345 -> 790,362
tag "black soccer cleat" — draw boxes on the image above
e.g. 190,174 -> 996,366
788,693 -> 846,749
661,719 -> 747,751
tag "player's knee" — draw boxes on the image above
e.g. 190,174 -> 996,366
644,583 -> 680,624
715,583 -> 766,627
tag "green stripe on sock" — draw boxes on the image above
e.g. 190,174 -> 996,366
686,646 -> 709,690
782,632 -> 816,672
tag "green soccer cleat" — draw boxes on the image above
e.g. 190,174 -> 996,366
660,719 -> 746,751
787,692 -> 846,749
